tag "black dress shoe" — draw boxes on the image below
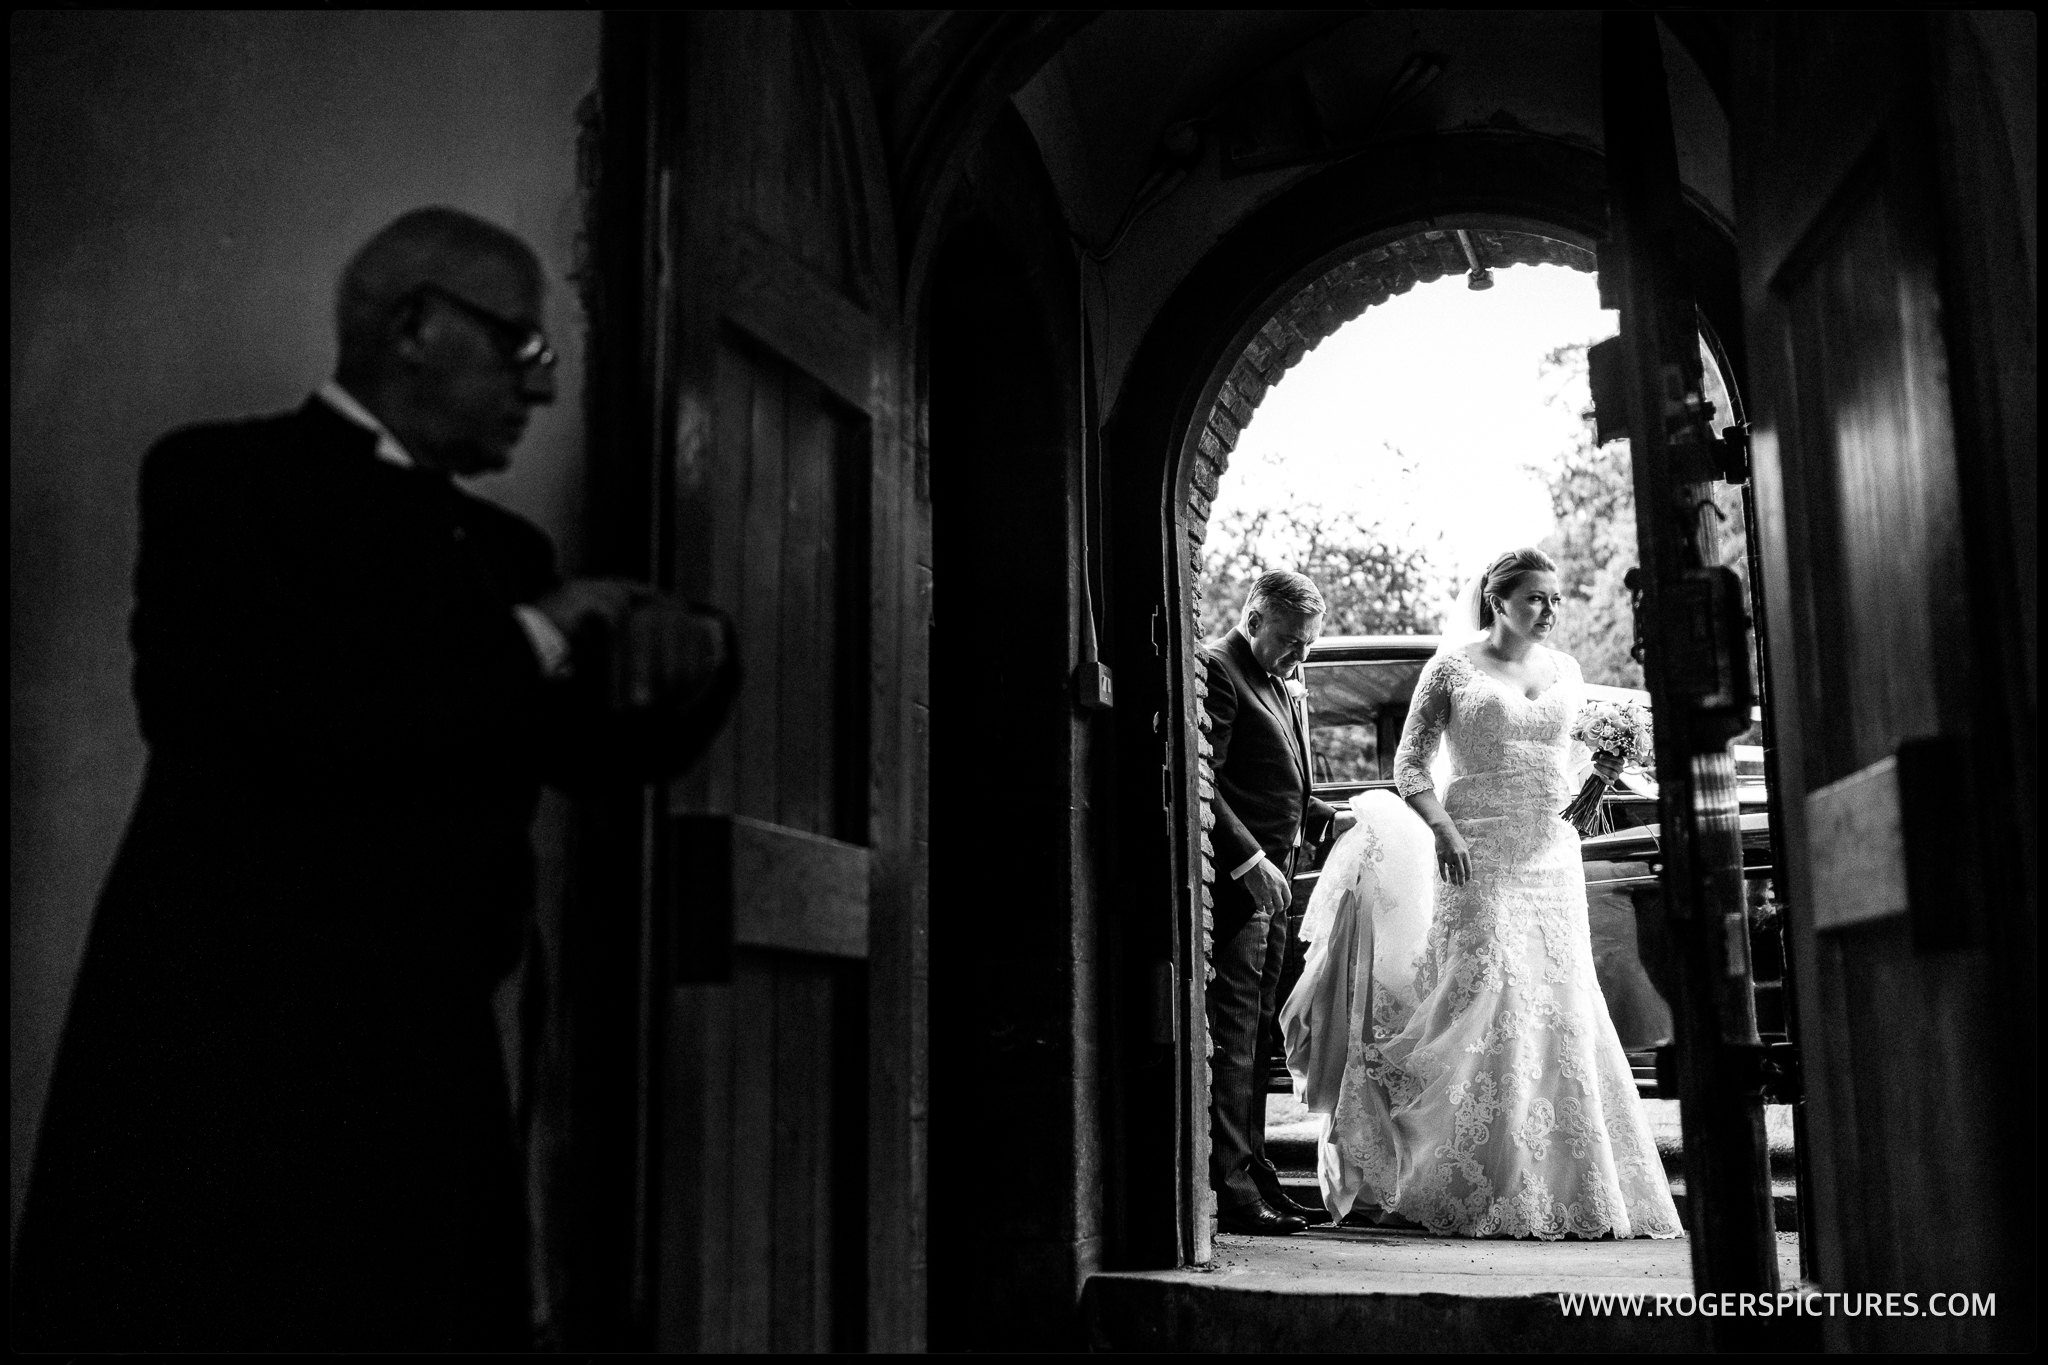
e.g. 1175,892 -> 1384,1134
1263,1189 -> 1331,1225
1217,1200 -> 1307,1235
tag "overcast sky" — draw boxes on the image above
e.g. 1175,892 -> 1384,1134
1214,263 -> 1618,624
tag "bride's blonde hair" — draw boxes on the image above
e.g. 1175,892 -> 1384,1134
1471,547 -> 1558,629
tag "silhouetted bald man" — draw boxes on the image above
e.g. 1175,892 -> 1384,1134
14,208 -> 736,1352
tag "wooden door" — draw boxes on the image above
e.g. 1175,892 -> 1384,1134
599,12 -> 923,1353
1731,12 -> 2034,1350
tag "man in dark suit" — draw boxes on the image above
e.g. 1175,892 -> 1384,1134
1202,569 -> 1337,1234
13,208 -> 736,1351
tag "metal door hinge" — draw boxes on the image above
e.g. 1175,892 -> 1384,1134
1711,422 -> 1751,484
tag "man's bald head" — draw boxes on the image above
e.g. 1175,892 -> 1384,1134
330,207 -> 555,477
335,207 -> 543,378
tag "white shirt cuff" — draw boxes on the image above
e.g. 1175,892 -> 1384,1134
514,604 -> 573,680
1229,850 -> 1268,880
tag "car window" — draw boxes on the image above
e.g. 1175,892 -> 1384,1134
1303,657 -> 1428,783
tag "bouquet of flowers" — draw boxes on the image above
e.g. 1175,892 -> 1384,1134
1560,698 -> 1654,835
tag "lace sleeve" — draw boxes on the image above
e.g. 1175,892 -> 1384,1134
1393,653 -> 1457,798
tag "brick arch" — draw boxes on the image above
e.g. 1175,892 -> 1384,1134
1182,227 -> 1595,555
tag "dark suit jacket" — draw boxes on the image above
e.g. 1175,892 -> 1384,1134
15,398 -> 735,1352
1201,628 -> 1336,880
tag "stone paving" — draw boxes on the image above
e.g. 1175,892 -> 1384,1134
1085,1230 -> 1809,1352
1196,1223 -> 1803,1298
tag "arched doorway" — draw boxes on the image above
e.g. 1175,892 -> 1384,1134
1184,228 -> 1783,1244
1098,128 -> 1750,1268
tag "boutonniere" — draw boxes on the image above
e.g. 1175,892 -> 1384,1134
1283,675 -> 1307,702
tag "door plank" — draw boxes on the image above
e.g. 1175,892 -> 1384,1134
769,966 -> 835,1351
805,975 -> 837,1343
1775,164 -> 1960,778
865,355 -> 927,1348
824,421 -> 860,842
687,342 -> 758,815
778,385 -> 838,834
656,984 -> 736,1351
736,347 -> 789,822
745,11 -> 793,258
727,958 -> 776,1350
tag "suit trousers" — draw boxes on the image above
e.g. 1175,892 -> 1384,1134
1207,851 -> 1295,1212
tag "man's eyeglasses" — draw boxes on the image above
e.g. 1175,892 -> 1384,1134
410,283 -> 556,372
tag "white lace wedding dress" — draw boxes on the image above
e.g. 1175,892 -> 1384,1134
1281,643 -> 1681,1239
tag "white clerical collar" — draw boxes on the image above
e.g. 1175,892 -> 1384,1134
316,381 -> 416,470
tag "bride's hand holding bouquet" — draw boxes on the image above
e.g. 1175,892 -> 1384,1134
1560,699 -> 1653,835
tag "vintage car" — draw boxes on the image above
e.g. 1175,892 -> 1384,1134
1266,634 -> 1782,1093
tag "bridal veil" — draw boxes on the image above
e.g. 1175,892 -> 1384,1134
1278,788 -> 1437,1213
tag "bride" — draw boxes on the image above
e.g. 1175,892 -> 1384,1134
1280,547 -> 1681,1239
